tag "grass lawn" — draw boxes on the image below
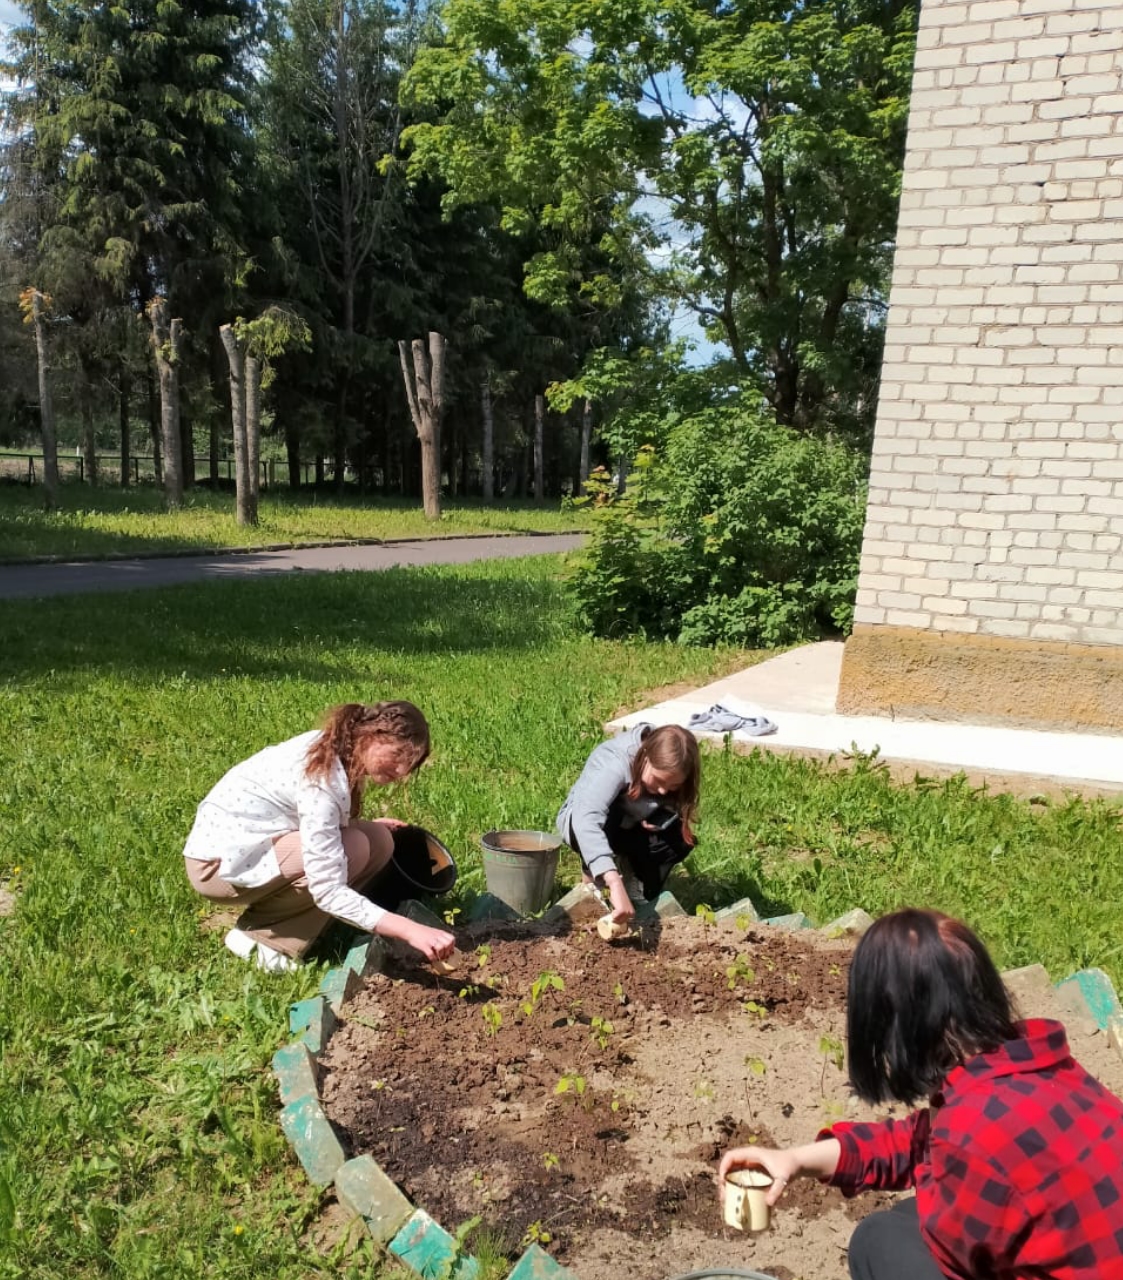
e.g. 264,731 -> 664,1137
2,553 -> 1122,1278
0,482 -> 587,562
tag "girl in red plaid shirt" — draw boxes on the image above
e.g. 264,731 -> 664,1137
719,909 -> 1123,1280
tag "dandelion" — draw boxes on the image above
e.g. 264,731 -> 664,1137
11,867 -> 20,876
233,1224 -> 244,1237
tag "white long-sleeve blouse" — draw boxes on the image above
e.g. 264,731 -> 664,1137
182,729 -> 387,934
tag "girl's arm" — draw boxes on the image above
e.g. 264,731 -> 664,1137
566,741 -> 633,880
295,779 -> 391,935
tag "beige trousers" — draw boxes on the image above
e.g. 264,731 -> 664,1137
185,819 -> 394,958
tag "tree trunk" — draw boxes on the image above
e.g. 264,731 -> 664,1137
398,331 -> 447,521
219,323 -> 255,526
180,383 -> 194,491
30,291 -> 59,509
579,397 -> 592,495
481,375 -> 494,501
209,413 -> 220,488
286,421 -> 301,489
246,353 -> 262,512
534,392 -> 545,502
79,356 -> 98,487
146,365 -> 161,483
149,299 -> 184,508
118,361 -> 131,488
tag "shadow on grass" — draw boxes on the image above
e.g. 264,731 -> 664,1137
0,481 -> 582,561
0,562 -> 570,682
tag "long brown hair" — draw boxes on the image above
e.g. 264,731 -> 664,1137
626,725 -> 701,844
305,701 -> 430,816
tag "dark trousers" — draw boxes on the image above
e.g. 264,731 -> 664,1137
597,804 -> 692,899
848,1198 -> 945,1280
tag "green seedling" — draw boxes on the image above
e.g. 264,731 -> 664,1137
480,1004 -> 503,1037
521,969 -> 565,1017
443,907 -> 462,927
693,1078 -> 715,1100
742,1054 -> 767,1121
819,1033 -> 845,1095
475,943 -> 492,968
742,999 -> 767,1019
457,983 -> 481,999
555,1069 -> 591,1110
695,903 -> 716,926
735,912 -> 754,930
613,982 -> 627,1005
417,1005 -> 436,1020
589,1015 -> 614,1050
542,1151 -> 559,1172
521,1221 -> 552,1248
725,953 -> 755,990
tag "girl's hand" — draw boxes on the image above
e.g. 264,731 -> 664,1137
376,915 -> 456,961
603,871 -> 635,924
376,817 -> 408,829
717,1146 -> 799,1207
718,1138 -> 841,1206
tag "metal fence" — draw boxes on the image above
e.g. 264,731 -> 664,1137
0,454 -> 302,487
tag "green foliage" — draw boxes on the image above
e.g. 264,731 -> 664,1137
567,395 -> 867,647
404,0 -> 918,439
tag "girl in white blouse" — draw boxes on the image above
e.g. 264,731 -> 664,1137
184,701 -> 456,972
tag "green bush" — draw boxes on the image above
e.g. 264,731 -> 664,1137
567,400 -> 867,646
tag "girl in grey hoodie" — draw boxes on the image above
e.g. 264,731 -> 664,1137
556,724 -> 701,926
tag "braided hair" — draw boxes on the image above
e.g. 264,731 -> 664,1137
305,701 -> 430,816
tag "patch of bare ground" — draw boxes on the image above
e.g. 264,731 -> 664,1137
320,919 -> 893,1280
319,917 -> 1123,1280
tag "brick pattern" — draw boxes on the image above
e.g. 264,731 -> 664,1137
854,0 -> 1123,645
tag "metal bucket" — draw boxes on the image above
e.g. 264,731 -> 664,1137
479,829 -> 560,914
668,1272 -> 780,1280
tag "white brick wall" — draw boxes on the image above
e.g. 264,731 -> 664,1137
853,0 -> 1123,645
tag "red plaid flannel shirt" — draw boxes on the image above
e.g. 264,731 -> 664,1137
825,1019 -> 1123,1280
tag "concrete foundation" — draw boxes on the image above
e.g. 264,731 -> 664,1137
838,626 -> 1123,733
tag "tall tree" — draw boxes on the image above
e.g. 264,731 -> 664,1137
20,287 -> 59,505
3,0 -> 257,489
398,330 -> 445,519
148,298 -> 184,507
403,0 -> 917,442
259,0 -> 428,487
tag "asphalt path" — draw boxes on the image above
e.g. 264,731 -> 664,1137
0,534 -> 584,600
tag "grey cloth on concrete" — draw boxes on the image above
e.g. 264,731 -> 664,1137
688,702 -> 778,736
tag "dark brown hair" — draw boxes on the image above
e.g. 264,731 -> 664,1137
846,908 -> 1017,1106
305,701 -> 430,816
627,724 -> 701,844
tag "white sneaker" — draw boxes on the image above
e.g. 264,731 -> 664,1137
255,941 -> 300,974
224,928 -> 300,973
224,927 -> 257,959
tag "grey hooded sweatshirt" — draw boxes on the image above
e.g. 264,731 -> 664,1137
555,724 -> 656,880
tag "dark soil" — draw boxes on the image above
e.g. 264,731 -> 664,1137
319,916 -> 902,1280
